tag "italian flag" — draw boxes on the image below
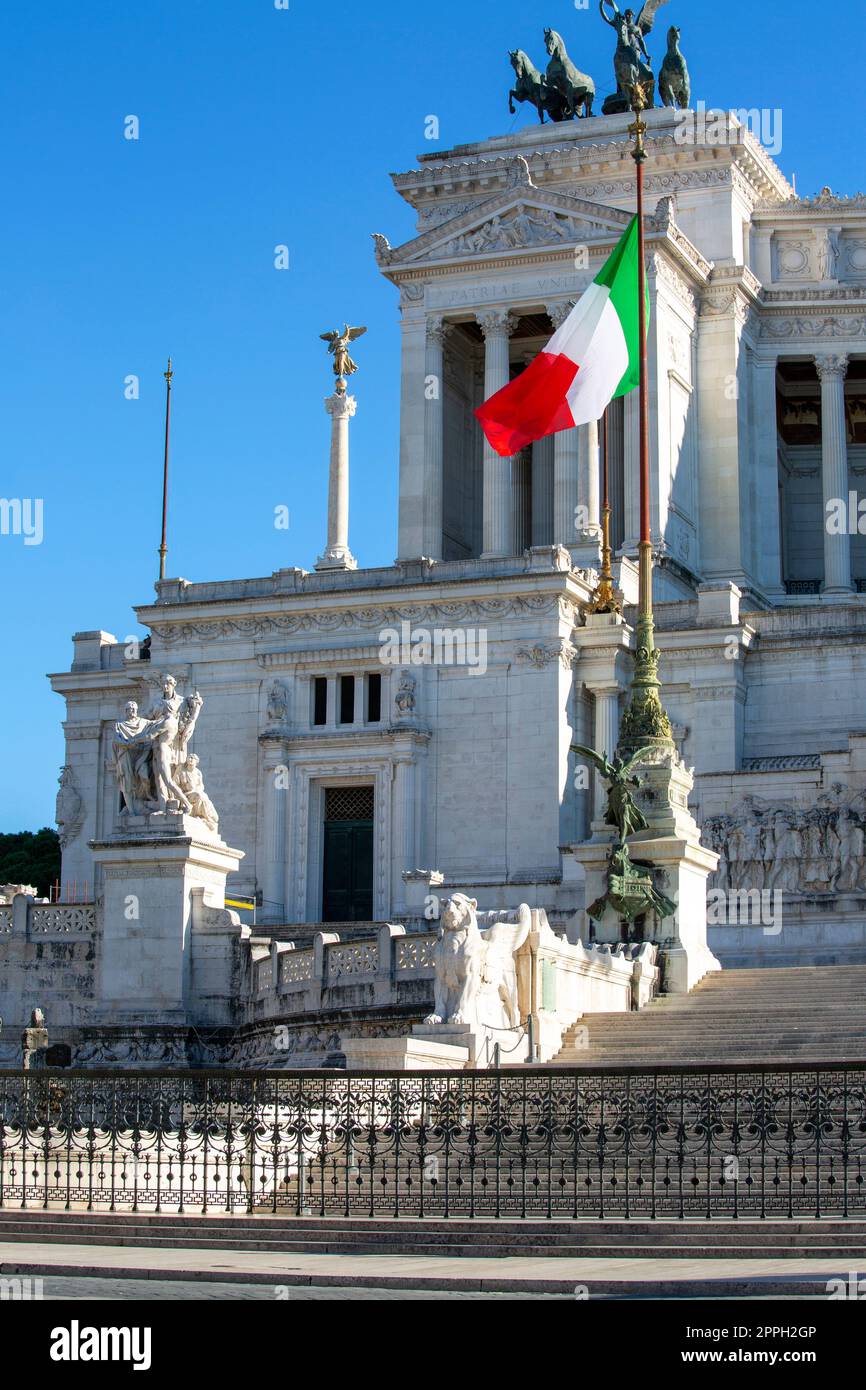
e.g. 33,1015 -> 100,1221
475,217 -> 647,457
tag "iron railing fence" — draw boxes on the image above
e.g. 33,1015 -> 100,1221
1,1065 -> 865,1220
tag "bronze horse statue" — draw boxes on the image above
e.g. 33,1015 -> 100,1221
508,34 -> 595,123
508,50 -> 549,123
544,29 -> 595,119
659,26 -> 690,109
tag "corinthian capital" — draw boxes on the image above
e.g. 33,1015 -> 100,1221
477,309 -> 517,340
815,353 -> 849,382
545,300 -> 576,330
425,316 -> 452,349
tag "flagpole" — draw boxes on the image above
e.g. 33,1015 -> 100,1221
618,85 -> 672,754
158,357 -> 173,582
588,407 -> 620,615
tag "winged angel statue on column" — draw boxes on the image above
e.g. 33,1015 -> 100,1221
319,324 -> 367,391
600,0 -> 670,106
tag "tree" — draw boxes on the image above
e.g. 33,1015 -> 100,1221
0,829 -> 61,898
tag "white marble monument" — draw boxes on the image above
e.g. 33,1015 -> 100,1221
9,103 -> 866,1067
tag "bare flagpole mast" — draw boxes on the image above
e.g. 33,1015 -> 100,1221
588,406 -> 620,615
618,82 -> 673,753
158,357 -> 173,582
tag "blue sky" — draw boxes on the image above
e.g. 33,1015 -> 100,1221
0,0 -> 858,832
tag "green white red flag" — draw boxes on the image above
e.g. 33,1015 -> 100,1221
475,217 -> 647,457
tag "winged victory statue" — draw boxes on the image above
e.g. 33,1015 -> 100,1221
572,743 -> 657,843
320,324 -> 367,390
599,0 -> 670,107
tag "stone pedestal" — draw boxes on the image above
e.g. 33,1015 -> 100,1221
570,752 -> 721,994
633,835 -> 722,993
412,1021 -> 527,1068
342,1035 -> 470,1071
90,813 -> 244,1024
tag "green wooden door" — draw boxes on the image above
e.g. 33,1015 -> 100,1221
321,787 -> 374,922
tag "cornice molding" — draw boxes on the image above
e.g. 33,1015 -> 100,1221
149,593 -> 580,645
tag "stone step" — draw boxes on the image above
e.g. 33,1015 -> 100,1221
5,1213 -> 864,1239
550,964 -> 866,1066
2,1213 -> 865,1260
561,1024 -> 860,1033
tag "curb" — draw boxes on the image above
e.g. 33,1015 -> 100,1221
0,1259 -> 845,1298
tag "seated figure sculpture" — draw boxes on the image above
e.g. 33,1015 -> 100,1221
424,893 -> 531,1032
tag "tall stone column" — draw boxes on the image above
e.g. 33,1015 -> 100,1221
547,301 -> 579,548
593,687 -> 621,813
316,390 -> 358,570
578,419 -> 602,539
752,356 -> 785,597
531,433 -> 554,545
512,349 -> 535,553
816,354 -> 852,594
590,686 -> 622,823
424,317 -> 449,559
260,737 -> 288,922
393,755 -> 416,915
479,311 -> 516,556
512,449 -> 532,553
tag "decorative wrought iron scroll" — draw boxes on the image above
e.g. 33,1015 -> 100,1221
1,1065 -> 865,1219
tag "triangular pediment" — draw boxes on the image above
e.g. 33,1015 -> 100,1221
376,174 -> 633,268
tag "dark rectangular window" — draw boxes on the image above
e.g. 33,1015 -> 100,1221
313,677 -> 327,726
366,673 -> 381,723
339,675 -> 355,725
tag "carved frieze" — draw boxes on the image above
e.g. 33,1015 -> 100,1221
150,594 -> 568,645
761,314 -> 866,340
703,788 -> 866,896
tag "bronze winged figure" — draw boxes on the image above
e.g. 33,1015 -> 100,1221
572,743 -> 657,842
600,0 -> 669,106
319,324 -> 367,382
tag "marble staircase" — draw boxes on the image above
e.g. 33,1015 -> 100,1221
551,965 -> 866,1067
2,1210 -> 866,1262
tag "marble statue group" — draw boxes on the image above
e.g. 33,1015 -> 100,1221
112,674 -> 219,831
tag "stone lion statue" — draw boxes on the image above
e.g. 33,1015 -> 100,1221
424,893 -> 531,1031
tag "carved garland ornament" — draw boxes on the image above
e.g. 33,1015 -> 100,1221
149,594 -> 571,644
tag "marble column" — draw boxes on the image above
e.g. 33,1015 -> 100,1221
424,317 -> 449,559
479,311 -> 516,556
593,687 -> 621,819
547,301 -> 579,547
816,354 -> 852,594
512,449 -> 532,553
512,349 -> 535,553
316,391 -> 358,570
578,419 -> 602,538
752,357 -> 785,597
260,738 -> 288,922
531,434 -> 554,545
393,755 -> 416,915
